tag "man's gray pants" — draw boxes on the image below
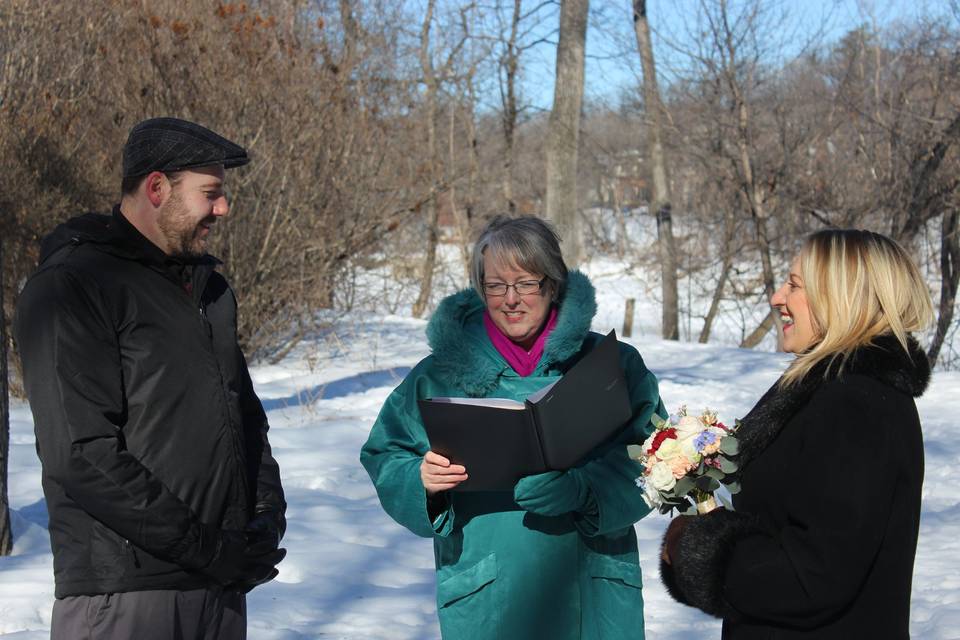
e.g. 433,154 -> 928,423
50,588 -> 246,640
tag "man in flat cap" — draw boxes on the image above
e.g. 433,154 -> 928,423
14,117 -> 286,639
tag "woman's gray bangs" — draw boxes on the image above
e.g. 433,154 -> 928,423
470,218 -> 567,302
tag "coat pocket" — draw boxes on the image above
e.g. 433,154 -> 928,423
588,555 -> 644,640
89,521 -> 128,579
436,553 -> 501,640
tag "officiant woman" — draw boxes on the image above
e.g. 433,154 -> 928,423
361,215 -> 665,640
660,228 -> 933,639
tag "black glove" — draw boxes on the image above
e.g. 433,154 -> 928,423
245,509 -> 285,549
201,529 -> 286,590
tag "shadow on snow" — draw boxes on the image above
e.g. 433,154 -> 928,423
260,368 -> 412,411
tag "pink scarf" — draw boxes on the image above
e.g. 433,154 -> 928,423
483,307 -> 559,377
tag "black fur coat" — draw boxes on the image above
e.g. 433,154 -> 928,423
660,335 -> 930,639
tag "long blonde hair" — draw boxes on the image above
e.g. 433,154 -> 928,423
780,229 -> 934,387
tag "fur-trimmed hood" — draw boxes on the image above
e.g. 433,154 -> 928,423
425,270 -> 597,397
736,334 -> 930,467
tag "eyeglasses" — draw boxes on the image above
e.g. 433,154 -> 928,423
482,277 -> 547,297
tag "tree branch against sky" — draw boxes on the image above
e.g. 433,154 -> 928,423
500,0 -> 932,111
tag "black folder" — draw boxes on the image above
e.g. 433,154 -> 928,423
417,330 -> 632,491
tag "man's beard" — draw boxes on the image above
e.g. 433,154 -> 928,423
157,192 -> 210,258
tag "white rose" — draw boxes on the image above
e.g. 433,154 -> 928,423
649,461 -> 677,491
656,437 -> 681,460
675,415 -> 705,439
679,437 -> 702,465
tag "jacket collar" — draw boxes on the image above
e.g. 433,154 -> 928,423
38,207 -> 220,297
736,334 -> 931,467
425,270 -> 597,396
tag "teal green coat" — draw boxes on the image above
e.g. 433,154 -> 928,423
361,272 -> 664,640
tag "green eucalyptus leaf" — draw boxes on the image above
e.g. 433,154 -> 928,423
717,492 -> 733,510
626,444 -> 646,460
662,493 -> 694,515
704,467 -> 725,481
674,476 -> 695,496
651,414 -> 667,429
719,457 -> 738,473
724,480 -> 742,494
660,497 -> 688,515
695,476 -> 721,493
720,437 -> 739,455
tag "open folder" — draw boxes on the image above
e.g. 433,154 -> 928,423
417,330 -> 632,491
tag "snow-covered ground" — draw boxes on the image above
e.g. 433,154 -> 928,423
2,259 -> 959,638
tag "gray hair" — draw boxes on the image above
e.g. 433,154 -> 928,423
469,215 -> 568,303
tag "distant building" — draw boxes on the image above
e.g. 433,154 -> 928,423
595,150 -> 650,209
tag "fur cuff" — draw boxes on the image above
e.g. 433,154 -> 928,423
660,509 -> 764,618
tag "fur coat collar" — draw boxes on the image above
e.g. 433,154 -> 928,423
736,334 -> 931,469
425,270 -> 597,397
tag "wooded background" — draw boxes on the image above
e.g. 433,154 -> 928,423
2,0 -> 959,364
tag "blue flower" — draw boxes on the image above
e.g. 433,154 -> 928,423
694,430 -> 718,452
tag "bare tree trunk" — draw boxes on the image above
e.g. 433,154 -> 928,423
699,257 -> 732,343
465,68 -> 481,231
623,298 -> 636,337
898,111 -> 960,241
545,0 -> 589,266
465,84 -> 480,216
412,0 -> 440,319
500,0 -> 521,214
411,209 -> 439,319
448,102 -> 471,278
928,209 -> 959,365
633,0 -> 679,340
449,5 -> 480,279
741,308 -> 777,349
339,0 -> 361,73
612,181 -> 628,258
730,66 -> 781,348
0,233 -> 12,556
699,208 -> 740,343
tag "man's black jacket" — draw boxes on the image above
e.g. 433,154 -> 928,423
14,207 -> 285,597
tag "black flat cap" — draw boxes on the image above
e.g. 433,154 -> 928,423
122,117 -> 250,178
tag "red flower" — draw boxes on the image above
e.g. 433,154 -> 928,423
648,428 -> 677,455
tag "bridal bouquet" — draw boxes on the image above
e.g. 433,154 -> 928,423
628,406 -> 740,514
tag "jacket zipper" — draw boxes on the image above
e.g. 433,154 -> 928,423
124,539 -> 141,569
196,295 -> 252,515
169,265 -> 252,524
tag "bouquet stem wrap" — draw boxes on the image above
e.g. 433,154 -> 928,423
693,489 -> 718,514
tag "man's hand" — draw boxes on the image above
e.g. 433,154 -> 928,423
201,530 -> 286,590
245,510 -> 285,549
420,450 -> 468,495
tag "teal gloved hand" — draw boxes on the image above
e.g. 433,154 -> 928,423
514,469 -> 591,516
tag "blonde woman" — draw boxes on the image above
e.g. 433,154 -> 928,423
660,229 -> 933,639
